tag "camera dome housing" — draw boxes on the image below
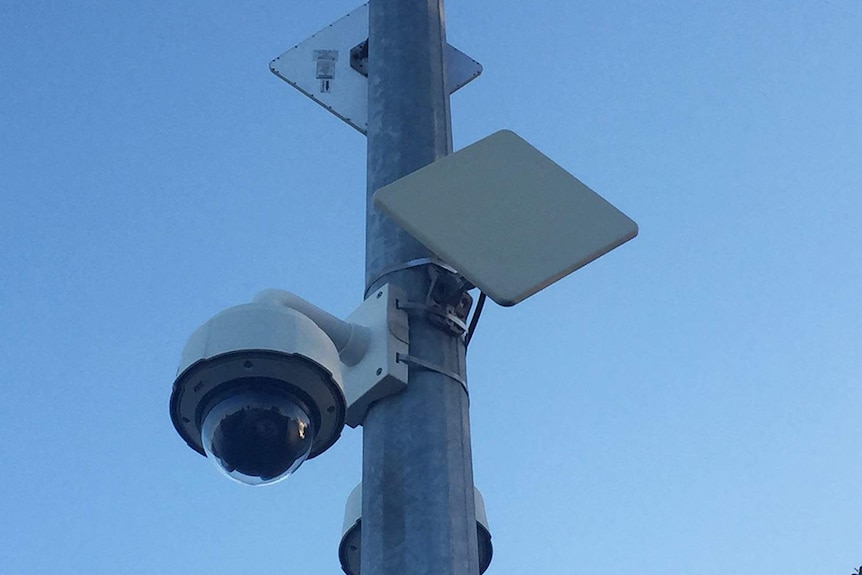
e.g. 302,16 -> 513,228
201,388 -> 315,485
338,483 -> 494,574
170,301 -> 346,483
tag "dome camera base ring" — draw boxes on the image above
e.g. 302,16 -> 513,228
170,350 -> 346,460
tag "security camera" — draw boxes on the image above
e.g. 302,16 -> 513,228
170,285 -> 408,486
338,482 -> 494,574
200,386 -> 316,484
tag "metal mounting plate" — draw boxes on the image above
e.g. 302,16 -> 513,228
373,130 -> 639,306
269,3 -> 482,134
342,284 -> 408,428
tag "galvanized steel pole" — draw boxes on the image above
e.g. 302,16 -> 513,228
362,0 -> 480,574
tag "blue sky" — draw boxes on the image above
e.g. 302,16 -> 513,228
2,1 -> 860,573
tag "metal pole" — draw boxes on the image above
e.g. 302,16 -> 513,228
362,0 -> 479,574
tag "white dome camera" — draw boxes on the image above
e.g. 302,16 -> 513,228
170,286 -> 408,486
170,295 -> 350,485
338,482 -> 493,574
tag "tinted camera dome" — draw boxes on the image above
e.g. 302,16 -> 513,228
201,389 -> 315,486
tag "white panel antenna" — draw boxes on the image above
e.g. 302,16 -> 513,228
374,130 -> 639,306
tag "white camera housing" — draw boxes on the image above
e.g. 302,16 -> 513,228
170,301 -> 347,467
170,284 -> 408,485
338,482 -> 493,574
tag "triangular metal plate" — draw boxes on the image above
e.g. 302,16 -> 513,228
270,3 -> 482,134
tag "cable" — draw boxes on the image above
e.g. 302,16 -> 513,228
464,291 -> 487,349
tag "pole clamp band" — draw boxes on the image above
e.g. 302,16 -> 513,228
365,258 -> 459,298
396,353 -> 468,395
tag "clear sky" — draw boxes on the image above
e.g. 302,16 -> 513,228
2,1 -> 860,573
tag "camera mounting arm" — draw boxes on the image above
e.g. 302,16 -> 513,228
253,289 -> 371,367
253,285 -> 410,428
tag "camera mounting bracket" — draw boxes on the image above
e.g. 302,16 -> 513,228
343,283 -> 409,427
